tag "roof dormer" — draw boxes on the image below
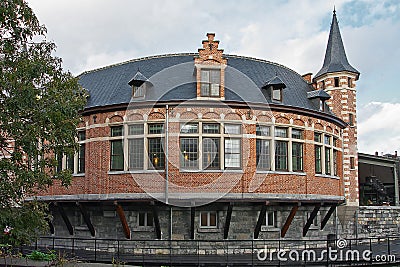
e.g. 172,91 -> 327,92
128,70 -> 149,98
194,33 -> 227,100
307,89 -> 331,111
262,76 -> 286,102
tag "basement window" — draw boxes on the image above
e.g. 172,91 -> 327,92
200,211 -> 217,228
138,212 -> 154,227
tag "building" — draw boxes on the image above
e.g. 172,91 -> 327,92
36,11 -> 361,242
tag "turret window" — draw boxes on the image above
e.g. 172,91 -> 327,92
334,77 -> 339,87
272,88 -> 282,101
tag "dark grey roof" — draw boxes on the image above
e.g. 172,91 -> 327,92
307,89 -> 331,100
78,53 -> 329,113
263,76 -> 286,89
314,11 -> 359,79
128,70 -> 148,86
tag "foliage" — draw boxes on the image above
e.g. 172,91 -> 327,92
26,250 -> 57,261
0,0 -> 87,247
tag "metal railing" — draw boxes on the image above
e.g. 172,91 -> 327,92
20,235 -> 400,266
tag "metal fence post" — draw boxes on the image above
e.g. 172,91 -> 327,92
117,239 -> 120,262
94,238 -> 97,262
72,238 -> 74,255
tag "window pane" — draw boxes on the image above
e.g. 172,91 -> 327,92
147,212 -> 154,227
292,142 -> 303,172
128,139 -> 144,170
148,138 -> 165,169
275,141 -> 288,171
180,123 -> 198,134
203,123 -> 220,134
225,139 -> 240,168
203,138 -> 220,169
209,212 -> 217,227
111,140 -> 124,171
201,83 -> 210,96
256,139 -> 271,170
333,150 -> 338,176
224,124 -> 241,134
267,211 -> 275,227
315,146 -> 322,173
78,130 -> 86,141
139,213 -> 145,226
256,125 -> 270,136
210,84 -> 219,96
133,86 -> 144,97
272,89 -> 281,101
324,135 -> 331,145
274,127 -> 287,138
210,70 -> 220,84
66,154 -> 74,172
148,124 -> 164,134
324,152 -> 331,173
201,70 -> 209,82
78,144 -> 85,173
200,212 -> 208,227
111,126 -> 123,137
292,129 -> 303,139
314,133 -> 321,143
180,138 -> 198,169
129,124 -> 144,135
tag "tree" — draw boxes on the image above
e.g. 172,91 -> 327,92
0,0 -> 86,246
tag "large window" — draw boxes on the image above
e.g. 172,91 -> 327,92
110,126 -> 124,171
200,69 -> 220,97
77,130 -> 86,173
314,132 -> 339,176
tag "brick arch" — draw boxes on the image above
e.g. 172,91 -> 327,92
224,113 -> 242,121
180,111 -> 198,120
148,112 -> 165,120
326,126 -> 333,133
334,128 -> 340,136
314,123 -> 324,131
275,116 -> 289,124
203,112 -> 219,119
256,115 -> 272,123
293,119 -> 305,127
126,113 -> 144,122
109,115 -> 123,123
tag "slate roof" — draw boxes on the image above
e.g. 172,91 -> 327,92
78,53 -> 330,114
314,11 -> 359,79
307,89 -> 331,100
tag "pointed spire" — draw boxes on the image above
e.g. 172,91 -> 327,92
314,10 -> 359,80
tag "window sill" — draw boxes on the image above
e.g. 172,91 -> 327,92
179,169 -> 243,173
73,173 -> 85,177
133,227 -> 153,232
198,228 -> 219,233
108,170 -> 164,175
261,226 -> 280,232
315,174 -> 340,179
256,171 -> 307,176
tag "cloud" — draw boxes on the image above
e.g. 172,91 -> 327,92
358,102 -> 400,154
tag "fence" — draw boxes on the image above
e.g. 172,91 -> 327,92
21,235 -> 400,266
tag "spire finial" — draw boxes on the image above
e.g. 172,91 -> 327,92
333,6 -> 336,15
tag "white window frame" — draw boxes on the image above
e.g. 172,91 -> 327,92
199,211 -> 218,229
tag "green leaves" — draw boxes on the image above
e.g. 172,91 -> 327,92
0,0 -> 86,247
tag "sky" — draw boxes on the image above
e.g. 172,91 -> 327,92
27,0 -> 400,155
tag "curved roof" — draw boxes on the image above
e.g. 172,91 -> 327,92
78,53 -> 328,114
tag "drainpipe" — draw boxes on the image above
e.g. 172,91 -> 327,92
394,162 -> 399,206
165,105 -> 169,205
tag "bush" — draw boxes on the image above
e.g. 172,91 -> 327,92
25,250 -> 57,261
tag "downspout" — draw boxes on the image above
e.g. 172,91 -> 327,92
165,105 -> 169,205
394,161 -> 399,206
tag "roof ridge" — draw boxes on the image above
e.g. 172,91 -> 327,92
224,54 -> 305,79
77,52 -> 198,77
78,52 -> 306,80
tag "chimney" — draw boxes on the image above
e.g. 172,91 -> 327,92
302,73 -> 312,83
395,151 -> 398,158
375,151 -> 378,156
